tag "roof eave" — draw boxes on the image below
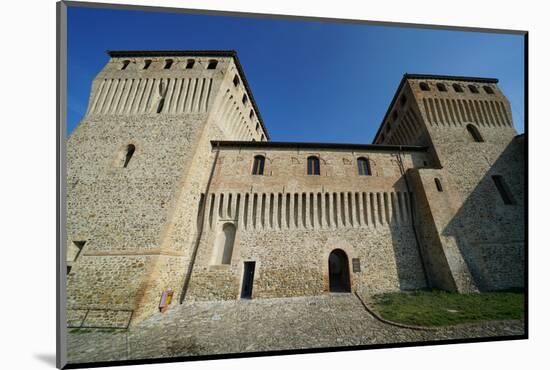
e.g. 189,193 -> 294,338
210,140 -> 428,152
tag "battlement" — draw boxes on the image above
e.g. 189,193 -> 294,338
373,74 -> 514,146
84,50 -> 269,142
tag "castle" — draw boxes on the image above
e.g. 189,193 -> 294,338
66,50 -> 524,329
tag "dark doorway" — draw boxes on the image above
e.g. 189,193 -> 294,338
241,261 -> 256,299
329,249 -> 351,292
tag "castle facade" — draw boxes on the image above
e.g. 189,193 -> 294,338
66,51 -> 524,328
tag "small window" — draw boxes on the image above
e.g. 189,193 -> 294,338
164,59 -> 174,69
242,94 -> 248,106
357,157 -> 371,176
468,85 -> 479,93
255,123 -> 259,131
233,75 -> 240,87
419,82 -> 430,91
392,111 -> 398,121
252,155 -> 265,175
123,144 -> 136,168
466,124 -> 484,142
400,95 -> 407,107
143,59 -> 152,70
492,175 -> 515,205
435,178 -> 443,192
436,83 -> 447,92
207,60 -> 218,70
380,133 -> 385,142
452,83 -> 463,93
121,60 -> 130,70
307,156 -> 320,176
186,59 -> 195,69
483,86 -> 494,94
250,110 -> 255,119
260,134 -> 265,141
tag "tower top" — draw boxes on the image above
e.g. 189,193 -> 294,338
372,73 -> 502,144
106,50 -> 270,140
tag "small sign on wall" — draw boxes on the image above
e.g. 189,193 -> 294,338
352,258 -> 361,273
159,289 -> 174,313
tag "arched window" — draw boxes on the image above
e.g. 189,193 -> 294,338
468,84 -> 479,93
419,82 -> 430,91
483,86 -> 494,94
186,59 -> 195,69
435,178 -> 443,192
307,156 -> 320,176
452,83 -> 464,93
215,223 -> 236,265
207,59 -> 218,70
121,60 -> 130,70
436,83 -> 447,92
357,157 -> 371,176
143,59 -> 152,70
164,59 -> 174,69
123,144 -> 135,168
252,155 -> 265,175
466,124 -> 484,142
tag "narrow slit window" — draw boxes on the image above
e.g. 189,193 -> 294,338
123,144 -> 135,168
250,110 -> 255,119
207,60 -> 218,70
186,59 -> 195,69
400,95 -> 407,106
143,59 -> 152,70
307,156 -> 320,176
435,178 -> 443,192
357,157 -> 371,176
452,83 -> 464,93
419,82 -> 430,91
436,83 -> 447,92
492,175 -> 515,205
233,75 -> 240,87
121,60 -> 130,70
468,85 -> 479,94
218,223 -> 236,264
164,59 -> 174,69
466,124 -> 484,142
252,155 -> 265,175
242,94 -> 248,106
483,86 -> 495,94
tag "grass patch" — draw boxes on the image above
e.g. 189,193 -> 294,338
371,289 -> 524,327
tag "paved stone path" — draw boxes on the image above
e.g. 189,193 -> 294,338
67,294 -> 524,365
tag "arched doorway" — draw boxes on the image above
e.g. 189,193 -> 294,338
328,249 -> 351,292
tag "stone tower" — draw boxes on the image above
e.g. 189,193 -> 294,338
373,74 -> 524,292
66,51 -> 268,326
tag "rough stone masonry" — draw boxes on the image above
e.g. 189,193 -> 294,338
66,50 -> 524,328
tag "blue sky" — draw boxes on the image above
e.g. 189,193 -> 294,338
67,6 -> 525,142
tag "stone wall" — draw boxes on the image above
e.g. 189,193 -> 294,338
184,146 -> 430,301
